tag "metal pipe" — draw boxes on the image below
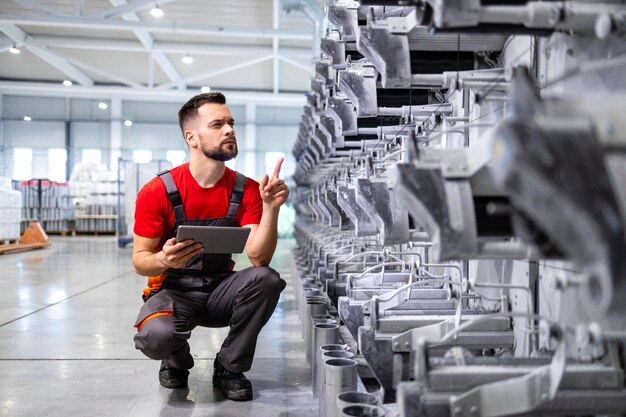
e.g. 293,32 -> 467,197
337,392 -> 379,416
318,350 -> 355,403
304,302 -> 329,360
321,358 -> 358,417
308,317 -> 338,364
340,404 -> 386,416
313,344 -> 349,398
357,125 -> 414,136
300,287 -> 322,328
475,241 -> 539,260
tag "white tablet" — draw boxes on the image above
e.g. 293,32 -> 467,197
175,225 -> 251,254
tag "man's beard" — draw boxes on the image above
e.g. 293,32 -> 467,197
202,140 -> 238,162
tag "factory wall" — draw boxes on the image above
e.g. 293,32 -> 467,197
0,95 -> 300,182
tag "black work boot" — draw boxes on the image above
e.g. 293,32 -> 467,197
159,360 -> 189,389
212,356 -> 253,401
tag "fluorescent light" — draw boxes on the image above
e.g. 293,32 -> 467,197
182,54 -> 193,64
124,120 -> 133,127
62,79 -> 72,86
9,45 -> 20,54
23,115 -> 32,121
98,102 -> 108,110
201,86 -> 211,93
150,4 -> 163,17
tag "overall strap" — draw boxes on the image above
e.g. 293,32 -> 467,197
157,170 -> 186,221
226,172 -> 246,218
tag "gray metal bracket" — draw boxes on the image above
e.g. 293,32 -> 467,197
336,184 -> 378,236
390,163 -> 477,260
337,65 -> 379,117
354,177 -> 411,245
327,95 -> 358,138
356,24 -> 412,88
358,326 -> 397,403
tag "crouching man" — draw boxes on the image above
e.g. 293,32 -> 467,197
131,92 -> 288,401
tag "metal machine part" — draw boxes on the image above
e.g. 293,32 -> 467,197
292,1 -> 626,416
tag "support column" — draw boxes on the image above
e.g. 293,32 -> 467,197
0,92 -> 4,177
65,98 -> 72,179
273,0 -> 280,94
244,102 -> 257,179
110,97 -> 122,174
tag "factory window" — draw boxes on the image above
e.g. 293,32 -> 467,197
82,149 -> 102,164
13,148 -> 33,181
166,150 -> 186,167
265,152 -> 285,176
133,150 -> 152,163
48,149 -> 67,182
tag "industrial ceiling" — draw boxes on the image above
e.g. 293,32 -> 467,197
0,0 -> 321,106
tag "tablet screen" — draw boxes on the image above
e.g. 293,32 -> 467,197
175,225 -> 251,254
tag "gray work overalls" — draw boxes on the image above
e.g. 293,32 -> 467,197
133,169 -> 286,373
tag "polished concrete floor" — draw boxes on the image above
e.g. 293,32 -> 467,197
0,236 -> 317,417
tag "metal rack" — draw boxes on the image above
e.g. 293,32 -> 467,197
116,158 -> 172,248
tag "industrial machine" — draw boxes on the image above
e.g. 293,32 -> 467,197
292,1 -> 626,416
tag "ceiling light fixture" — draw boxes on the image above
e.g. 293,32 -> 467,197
9,45 -> 20,54
23,115 -> 32,121
124,120 -> 133,127
201,86 -> 211,93
182,54 -> 193,64
150,4 -> 164,17
62,79 -> 73,86
98,102 -> 108,110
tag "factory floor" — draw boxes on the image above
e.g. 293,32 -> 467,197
0,236 -> 317,417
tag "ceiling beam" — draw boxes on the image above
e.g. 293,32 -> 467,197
11,0 -> 69,17
91,0 -> 176,19
0,38 -> 13,54
278,55 -> 312,73
34,35 -> 312,59
0,14 -> 314,40
0,81 -> 306,107
283,0 -> 324,58
108,0 -> 180,85
64,56 -> 145,88
0,23 -> 94,86
156,55 -> 275,90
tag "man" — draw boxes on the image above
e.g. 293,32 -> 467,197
131,92 -> 288,401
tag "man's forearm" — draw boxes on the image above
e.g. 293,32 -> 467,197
247,204 -> 280,266
133,250 -> 168,277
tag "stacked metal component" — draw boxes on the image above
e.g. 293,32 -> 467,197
293,1 -> 626,416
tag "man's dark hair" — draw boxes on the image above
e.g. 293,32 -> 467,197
178,92 -> 226,134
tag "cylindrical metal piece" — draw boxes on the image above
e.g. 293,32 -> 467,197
308,322 -> 338,364
321,358 -> 358,417
340,404 -> 386,417
306,314 -> 337,367
337,392 -> 379,416
300,293 -> 324,335
297,278 -> 316,310
304,300 -> 328,348
318,350 -> 354,398
314,345 -> 349,397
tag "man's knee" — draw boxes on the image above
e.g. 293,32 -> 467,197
251,266 -> 286,295
134,317 -> 177,360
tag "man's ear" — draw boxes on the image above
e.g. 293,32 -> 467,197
184,129 -> 197,148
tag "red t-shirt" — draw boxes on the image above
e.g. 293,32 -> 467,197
134,163 -> 262,250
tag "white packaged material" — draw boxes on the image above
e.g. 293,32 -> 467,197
0,186 -> 22,241
0,177 -> 12,190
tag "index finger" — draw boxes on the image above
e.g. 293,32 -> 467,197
271,157 -> 284,179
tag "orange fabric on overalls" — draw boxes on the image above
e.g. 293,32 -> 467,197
143,274 -> 167,299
